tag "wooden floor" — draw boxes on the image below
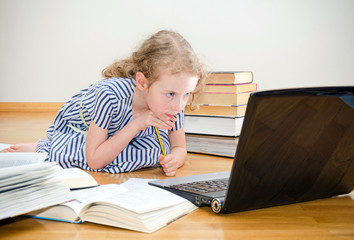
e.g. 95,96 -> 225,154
0,110 -> 354,240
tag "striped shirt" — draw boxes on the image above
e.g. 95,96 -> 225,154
37,78 -> 184,173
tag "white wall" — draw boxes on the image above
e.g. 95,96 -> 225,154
0,0 -> 353,102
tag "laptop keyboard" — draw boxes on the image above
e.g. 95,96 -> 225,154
168,178 -> 229,194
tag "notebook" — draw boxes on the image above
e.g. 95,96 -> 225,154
149,86 -> 354,213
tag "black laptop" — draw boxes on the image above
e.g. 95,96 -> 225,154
149,86 -> 354,213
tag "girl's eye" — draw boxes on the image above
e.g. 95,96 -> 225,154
167,92 -> 174,97
184,92 -> 191,97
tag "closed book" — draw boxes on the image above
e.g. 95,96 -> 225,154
204,83 -> 257,93
206,71 -> 253,84
185,105 -> 247,117
195,92 -> 250,106
186,134 -> 239,157
184,115 -> 244,137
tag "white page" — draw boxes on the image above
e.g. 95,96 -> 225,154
0,162 -> 72,220
52,168 -> 98,189
97,185 -> 189,214
66,184 -> 127,216
32,184 -> 129,222
0,152 -> 47,168
119,178 -> 155,190
0,162 -> 58,180
1,182 -> 71,219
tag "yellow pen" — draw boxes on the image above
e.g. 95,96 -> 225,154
154,126 -> 166,156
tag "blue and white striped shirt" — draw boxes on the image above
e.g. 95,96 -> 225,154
37,78 -> 184,173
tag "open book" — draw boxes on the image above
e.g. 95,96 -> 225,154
0,162 -> 72,220
0,152 -> 98,189
28,179 -> 198,233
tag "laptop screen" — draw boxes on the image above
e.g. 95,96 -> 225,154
223,87 -> 354,213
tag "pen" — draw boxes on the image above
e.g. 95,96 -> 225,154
154,126 -> 166,156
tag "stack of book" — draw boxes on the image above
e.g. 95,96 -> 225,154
184,71 -> 256,157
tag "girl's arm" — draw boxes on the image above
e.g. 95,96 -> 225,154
159,126 -> 187,176
86,110 -> 175,170
85,120 -> 139,170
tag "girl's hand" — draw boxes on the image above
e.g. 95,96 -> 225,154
159,154 -> 179,177
133,110 -> 176,131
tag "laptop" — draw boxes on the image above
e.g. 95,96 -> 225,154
149,86 -> 354,213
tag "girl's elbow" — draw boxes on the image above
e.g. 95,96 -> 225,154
179,155 -> 186,168
86,156 -> 104,170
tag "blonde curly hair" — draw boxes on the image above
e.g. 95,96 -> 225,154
102,30 -> 208,110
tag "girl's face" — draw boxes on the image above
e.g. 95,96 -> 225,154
146,68 -> 199,121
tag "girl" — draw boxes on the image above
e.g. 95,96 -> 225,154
6,30 -> 208,176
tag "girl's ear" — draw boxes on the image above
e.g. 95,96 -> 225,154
136,72 -> 148,91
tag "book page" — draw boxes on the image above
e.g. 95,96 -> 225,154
0,162 -> 58,181
31,184 -> 127,223
0,152 -> 47,168
0,152 -> 98,189
119,178 -> 155,190
66,184 -> 127,216
0,163 -> 72,220
96,185 -> 192,214
53,168 -> 98,189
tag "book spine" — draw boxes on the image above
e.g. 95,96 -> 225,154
186,71 -> 255,138
23,214 -> 82,224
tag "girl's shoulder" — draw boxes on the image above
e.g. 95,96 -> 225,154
91,77 -> 136,100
